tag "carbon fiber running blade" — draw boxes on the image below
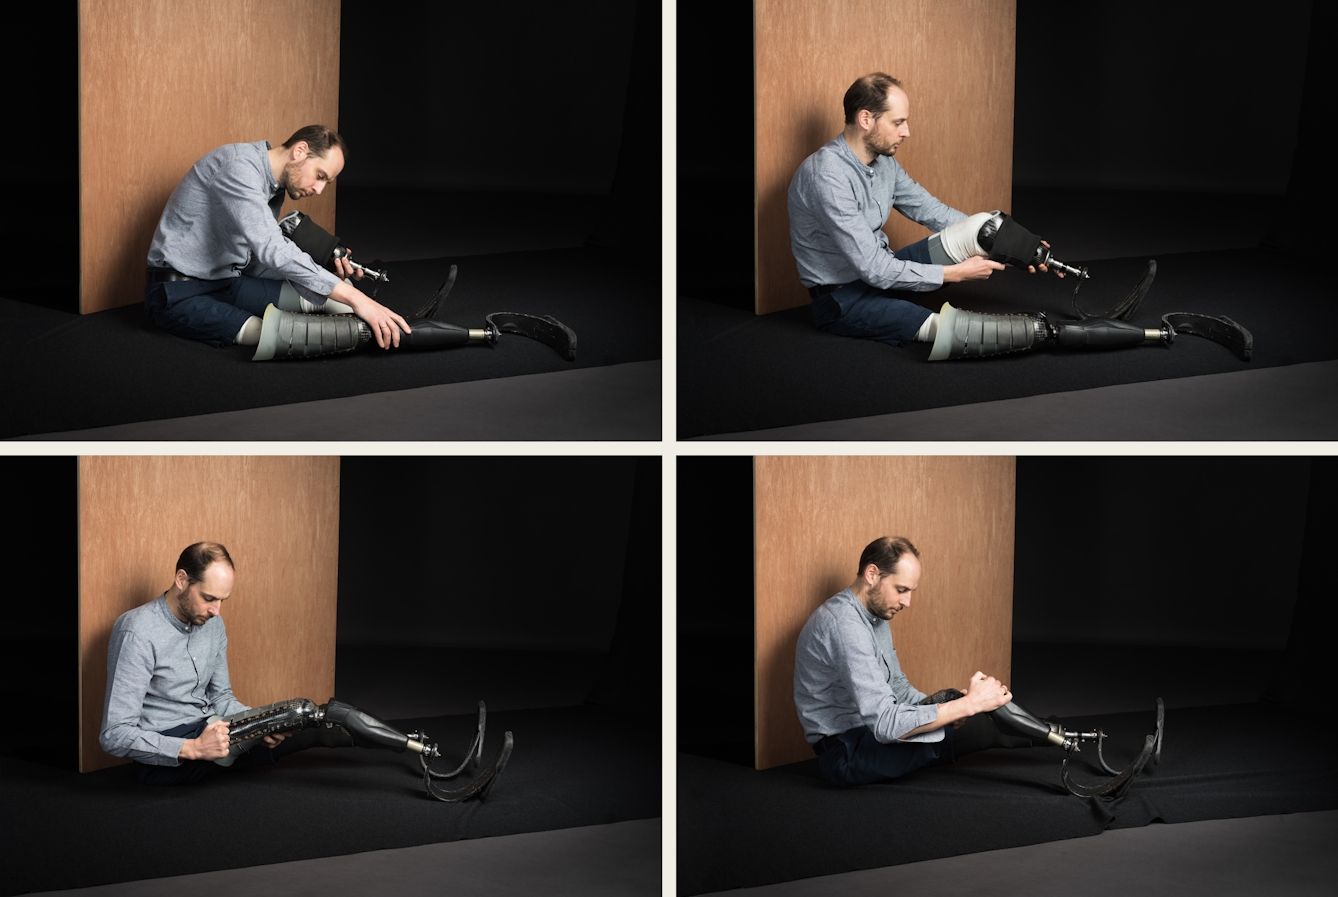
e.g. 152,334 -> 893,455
424,730 -> 513,802
415,264 -> 458,319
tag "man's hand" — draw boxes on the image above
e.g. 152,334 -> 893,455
330,279 -> 411,349
963,670 -> 1011,714
263,732 -> 289,747
942,257 -> 1005,283
180,719 -> 231,761
1026,240 -> 1064,277
334,253 -> 365,281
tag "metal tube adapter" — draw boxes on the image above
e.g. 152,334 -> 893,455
331,248 -> 389,283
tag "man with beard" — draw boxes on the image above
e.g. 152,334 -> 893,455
793,536 -> 1029,787
145,125 -> 410,350
787,74 -> 1050,348
99,542 -> 347,785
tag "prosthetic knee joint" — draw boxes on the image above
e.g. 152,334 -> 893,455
207,698 -> 513,802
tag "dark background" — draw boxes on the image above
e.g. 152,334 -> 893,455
677,0 -> 1323,310
0,455 -> 661,770
0,0 -> 658,312
677,456 -> 1333,760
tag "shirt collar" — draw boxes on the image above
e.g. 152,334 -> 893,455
155,593 -> 191,633
839,587 -> 882,627
259,140 -> 279,195
835,134 -> 880,177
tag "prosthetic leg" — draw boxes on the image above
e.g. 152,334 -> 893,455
926,260 -> 1252,362
922,689 -> 1165,800
262,213 -> 580,362
206,698 -> 513,802
927,212 -> 1253,362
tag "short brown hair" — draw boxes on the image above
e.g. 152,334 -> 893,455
176,542 -> 234,585
857,536 -> 919,577
843,73 -> 903,125
282,125 -> 348,160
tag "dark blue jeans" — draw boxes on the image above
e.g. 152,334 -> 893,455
134,718 -> 277,785
817,723 -> 957,787
144,275 -> 284,347
809,236 -> 936,347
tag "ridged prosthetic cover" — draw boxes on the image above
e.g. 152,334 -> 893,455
207,698 -> 322,766
927,301 -> 1046,360
252,304 -> 371,360
321,699 -> 412,752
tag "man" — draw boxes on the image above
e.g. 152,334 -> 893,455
145,125 -> 410,350
794,536 -> 1035,787
99,542 -> 340,785
787,73 -> 1052,348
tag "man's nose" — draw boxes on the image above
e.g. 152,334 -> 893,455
313,181 -> 326,195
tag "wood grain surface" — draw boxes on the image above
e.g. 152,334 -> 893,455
754,456 -> 1015,769
755,0 -> 1016,313
77,456 -> 340,772
79,0 -> 341,314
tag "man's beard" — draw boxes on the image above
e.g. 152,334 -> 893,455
866,130 -> 899,157
867,579 -> 895,619
280,160 -> 306,199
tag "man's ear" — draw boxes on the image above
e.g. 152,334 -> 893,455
173,568 -> 189,592
290,140 -> 309,161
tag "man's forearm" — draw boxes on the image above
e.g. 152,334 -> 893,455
897,697 -> 975,740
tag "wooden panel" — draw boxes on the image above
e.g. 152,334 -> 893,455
755,0 -> 1016,313
79,0 -> 341,314
754,456 -> 1015,769
78,456 -> 340,772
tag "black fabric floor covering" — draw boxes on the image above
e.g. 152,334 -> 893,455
679,248 -> 1332,437
0,247 -> 659,438
0,705 -> 659,896
677,702 -> 1338,896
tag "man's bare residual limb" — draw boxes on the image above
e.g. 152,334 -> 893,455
207,698 -> 514,802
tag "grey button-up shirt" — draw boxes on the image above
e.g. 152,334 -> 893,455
99,594 -> 249,766
794,587 -> 941,744
147,140 -> 341,297
788,135 -> 967,291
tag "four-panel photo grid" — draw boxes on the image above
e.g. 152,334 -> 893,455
3,2 -> 1334,896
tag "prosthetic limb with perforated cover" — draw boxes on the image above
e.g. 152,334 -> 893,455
206,698 -> 513,802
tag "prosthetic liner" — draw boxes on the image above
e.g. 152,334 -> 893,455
206,698 -> 513,802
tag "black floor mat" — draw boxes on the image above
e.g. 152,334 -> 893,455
678,248 -> 1331,437
677,702 -> 1338,896
0,247 -> 659,438
0,705 -> 658,896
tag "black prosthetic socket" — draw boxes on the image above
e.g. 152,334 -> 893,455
978,213 -> 1046,270
321,700 -> 412,751
918,690 -> 1046,755
398,317 -> 499,350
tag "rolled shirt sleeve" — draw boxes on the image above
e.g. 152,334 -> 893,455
788,135 -> 968,292
794,590 -> 942,745
100,629 -> 187,765
148,141 -> 341,297
99,596 -> 252,766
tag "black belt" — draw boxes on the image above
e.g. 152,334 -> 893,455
146,267 -> 199,283
807,283 -> 849,299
